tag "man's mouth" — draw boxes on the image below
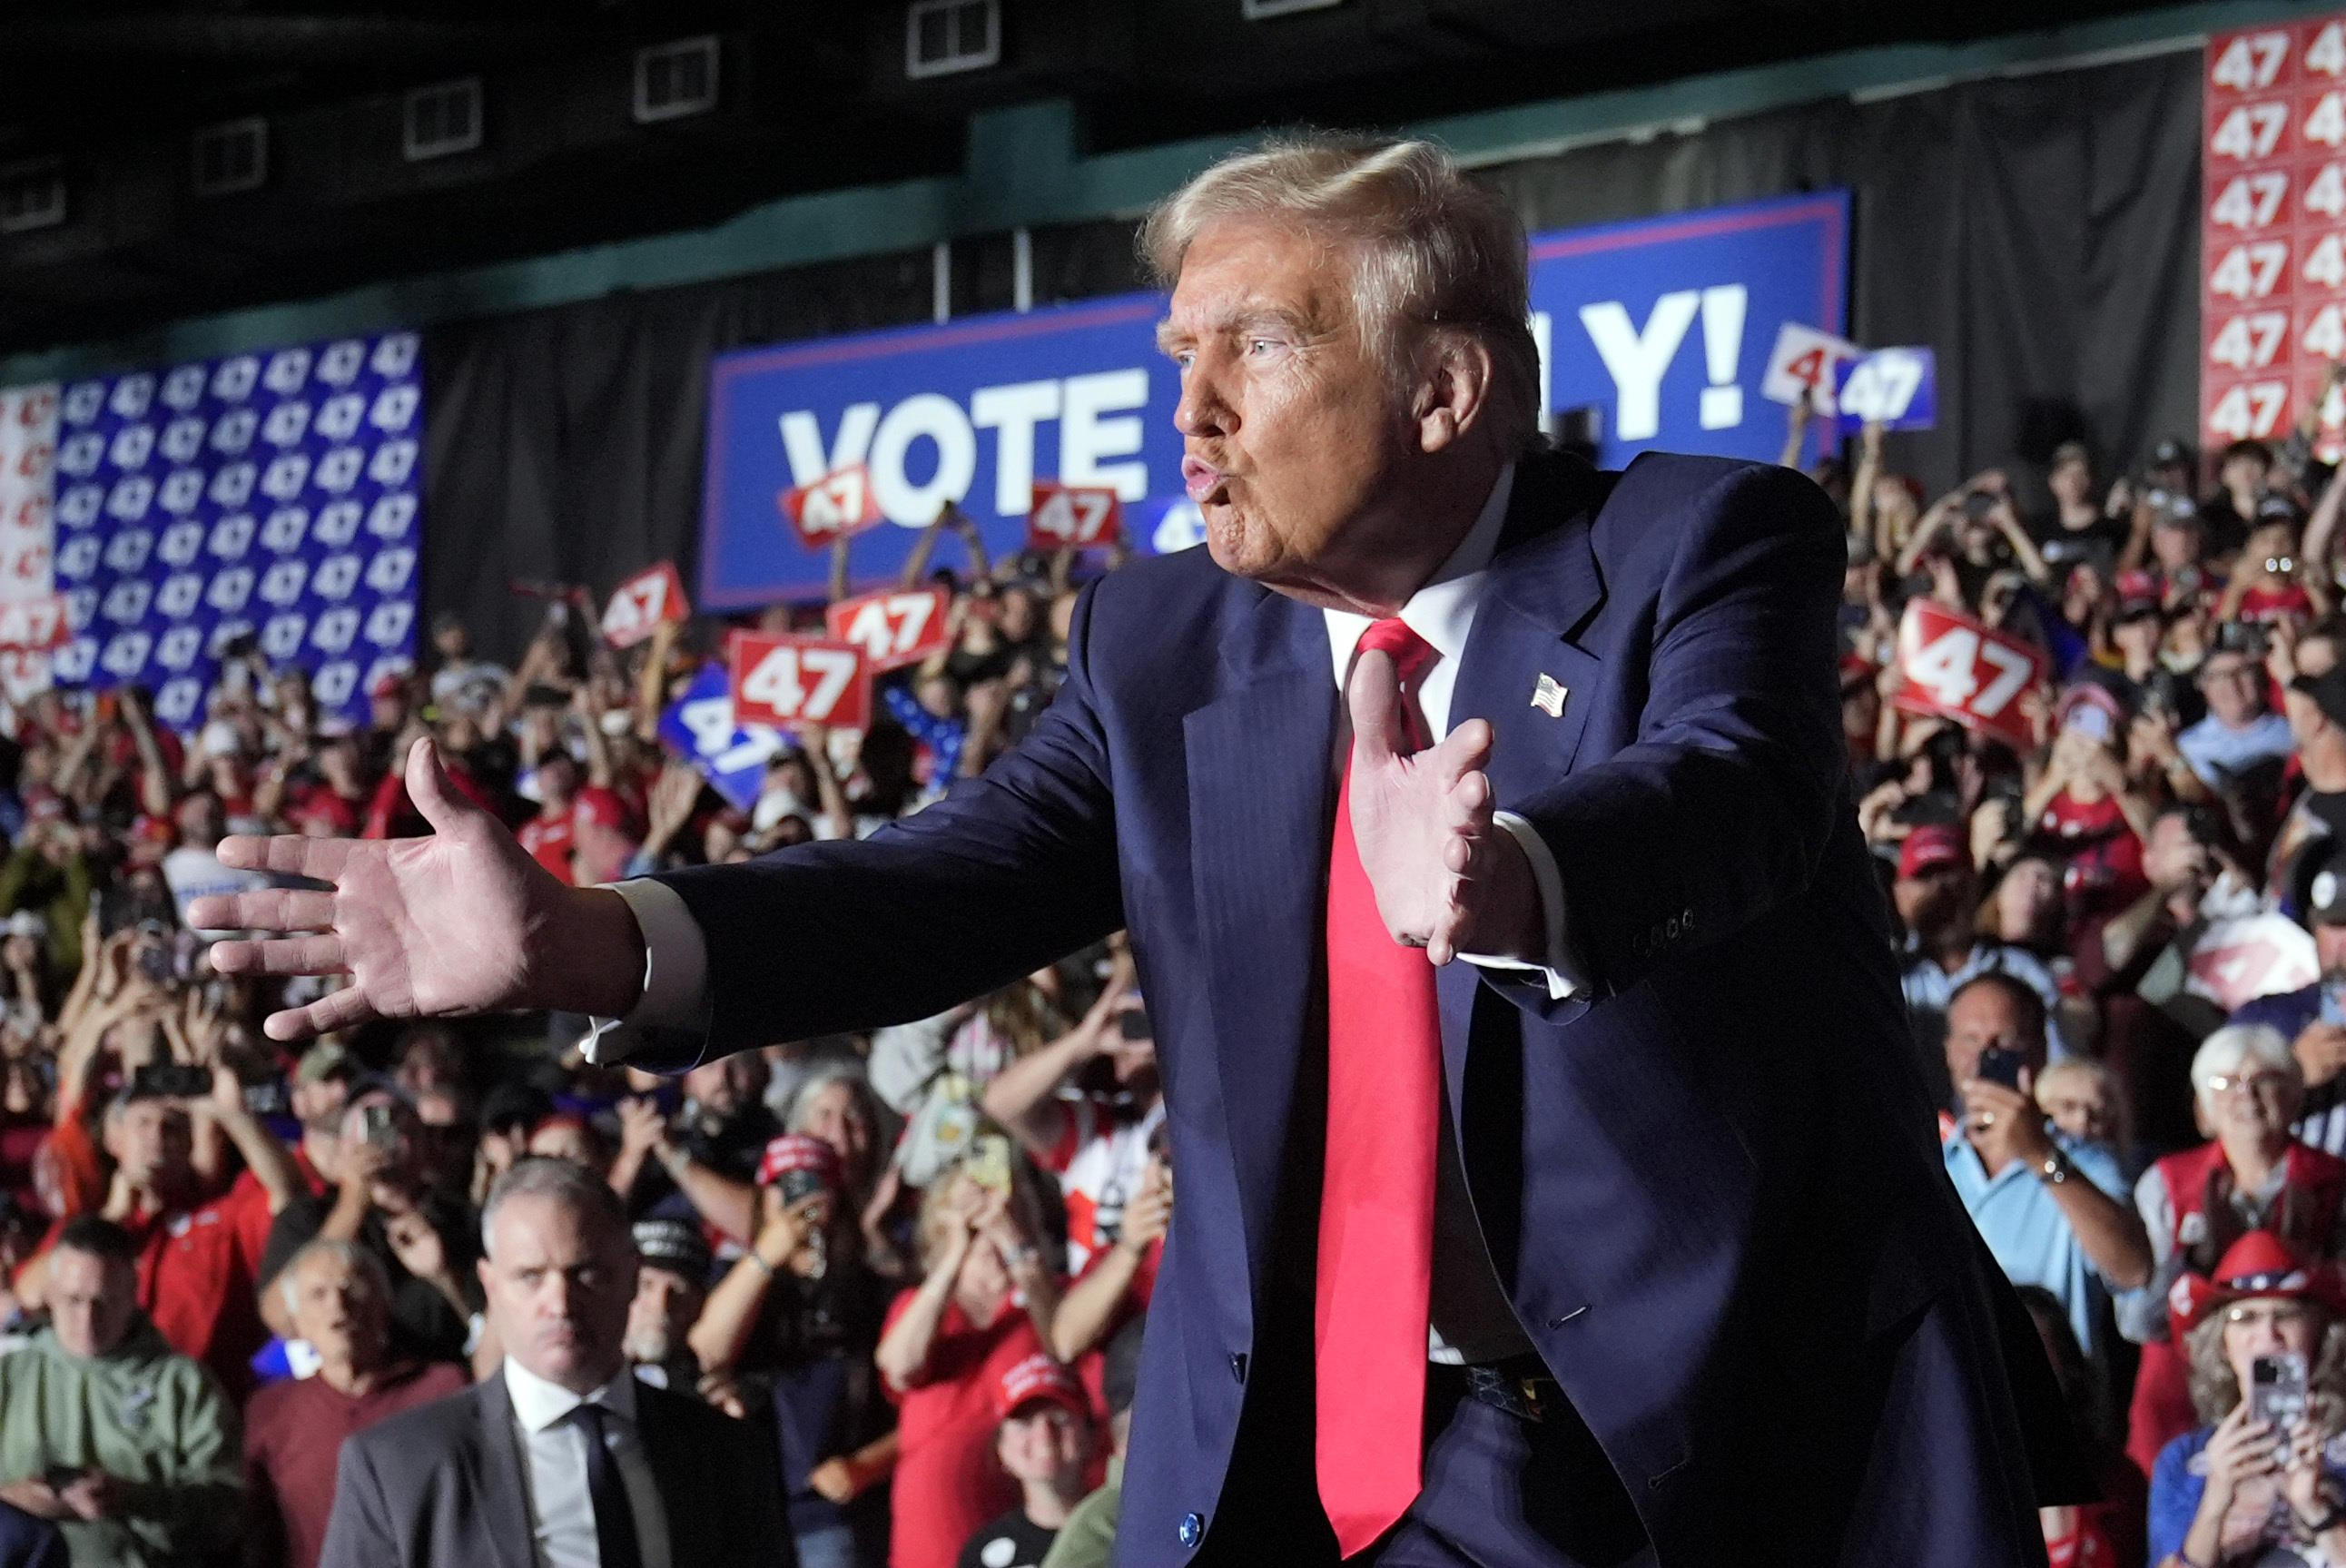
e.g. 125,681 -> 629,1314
1182,457 -> 1230,503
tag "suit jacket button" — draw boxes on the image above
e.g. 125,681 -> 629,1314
1179,1512 -> 1205,1548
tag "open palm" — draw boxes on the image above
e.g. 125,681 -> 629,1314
192,739 -> 617,1040
1345,647 -> 1536,967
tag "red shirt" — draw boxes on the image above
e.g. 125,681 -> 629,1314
517,804 -> 578,884
2035,789 -> 2147,921
244,1359 -> 469,1568
226,1144 -> 324,1280
882,1294 -> 1042,1568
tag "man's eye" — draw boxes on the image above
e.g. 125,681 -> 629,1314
1247,339 -> 1279,357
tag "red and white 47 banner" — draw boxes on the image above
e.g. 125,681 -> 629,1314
824,586 -> 951,672
1029,482 -> 1120,549
729,634 -> 871,732
780,465 -> 882,549
600,562 -> 689,648
1892,600 -> 2047,753
0,596 -> 71,652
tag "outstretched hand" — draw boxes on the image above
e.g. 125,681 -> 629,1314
1343,646 -> 1540,967
191,738 -> 646,1040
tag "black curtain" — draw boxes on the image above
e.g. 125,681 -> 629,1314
422,50 -> 2204,662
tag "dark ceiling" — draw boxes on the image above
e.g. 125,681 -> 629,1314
0,0 -> 2189,357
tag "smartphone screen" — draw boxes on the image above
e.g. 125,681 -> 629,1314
2252,1351 -> 2309,1442
1975,1047 -> 2026,1091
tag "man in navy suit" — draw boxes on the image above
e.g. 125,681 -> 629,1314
199,136 -> 2067,1566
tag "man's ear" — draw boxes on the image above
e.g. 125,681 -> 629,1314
1414,333 -> 1494,457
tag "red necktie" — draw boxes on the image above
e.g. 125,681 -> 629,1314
1316,616 -> 1442,1556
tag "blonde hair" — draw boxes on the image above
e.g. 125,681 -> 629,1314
2034,1058 -> 2130,1153
1141,133 -> 1542,455
2191,1022 -> 2300,1106
2185,1304 -> 2346,1428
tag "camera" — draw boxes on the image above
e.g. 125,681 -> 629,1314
131,1062 -> 212,1100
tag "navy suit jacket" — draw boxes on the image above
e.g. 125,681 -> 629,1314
654,449 -> 2068,1567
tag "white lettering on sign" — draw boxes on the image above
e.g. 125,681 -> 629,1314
779,369 -> 1154,525
971,380 -> 1060,515
868,394 -> 977,522
1580,291 -> 1700,443
740,644 -> 859,723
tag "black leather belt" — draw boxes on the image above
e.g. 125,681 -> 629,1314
1447,1354 -> 1559,1424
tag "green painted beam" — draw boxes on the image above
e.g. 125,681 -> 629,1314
0,0 -> 2323,384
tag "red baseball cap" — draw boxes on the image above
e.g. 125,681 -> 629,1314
994,1352 -> 1089,1423
2169,1230 -> 2346,1338
755,1134 -> 843,1194
1898,823 -> 1968,881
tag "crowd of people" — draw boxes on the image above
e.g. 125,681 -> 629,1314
4,381 -> 2346,1568
1814,360 -> 2346,1567
0,518 -> 1159,1568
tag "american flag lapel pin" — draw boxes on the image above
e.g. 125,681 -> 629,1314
1532,674 -> 1569,718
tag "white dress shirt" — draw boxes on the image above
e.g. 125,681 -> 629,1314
589,466 -> 1584,1361
591,461 -> 1582,1047
502,1358 -> 672,1568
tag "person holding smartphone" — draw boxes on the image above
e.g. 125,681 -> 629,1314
2150,1229 -> 2346,1568
1939,973 -> 2152,1390
2120,1025 -> 2346,1481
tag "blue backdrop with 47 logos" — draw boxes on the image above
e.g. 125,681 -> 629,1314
49,331 -> 422,729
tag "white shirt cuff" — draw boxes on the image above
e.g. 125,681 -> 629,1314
582,878 -> 710,1063
1459,813 -> 1582,1001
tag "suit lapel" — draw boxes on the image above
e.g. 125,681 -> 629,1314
1185,586 -> 1337,1282
1434,449 -> 1612,1095
470,1375 -> 537,1568
629,1384 -> 695,1563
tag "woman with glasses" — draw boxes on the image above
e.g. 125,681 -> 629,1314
2122,1024 -> 2346,1477
2149,1230 -> 2346,1568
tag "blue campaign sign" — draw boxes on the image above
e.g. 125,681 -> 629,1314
47,334 -> 424,728
1531,192 -> 1848,461
701,190 -> 1848,603
657,663 -> 784,812
1833,347 -> 1938,433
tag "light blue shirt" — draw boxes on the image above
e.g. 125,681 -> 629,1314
1943,1129 -> 2128,1362
2177,708 -> 2296,788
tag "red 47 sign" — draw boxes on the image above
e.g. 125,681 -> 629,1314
1892,600 -> 2046,754
781,465 -> 882,548
730,635 -> 871,732
824,586 -> 951,672
1029,482 -> 1120,549
0,596 -> 71,652
600,562 -> 689,648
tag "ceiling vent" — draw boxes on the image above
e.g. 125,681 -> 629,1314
403,79 -> 483,162
0,163 -> 65,234
906,0 -> 1000,80
636,36 -> 720,123
192,118 -> 268,197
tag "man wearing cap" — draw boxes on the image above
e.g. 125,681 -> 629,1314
2031,441 -> 2127,580
2178,644 -> 2297,794
1040,1320 -> 1145,1568
689,1134 -> 894,1568
2234,837 -> 2346,1156
957,1355 -> 1098,1568
623,1218 -> 709,1394
1897,822 -> 2068,1106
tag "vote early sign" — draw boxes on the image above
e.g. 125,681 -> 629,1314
701,190 -> 1848,603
